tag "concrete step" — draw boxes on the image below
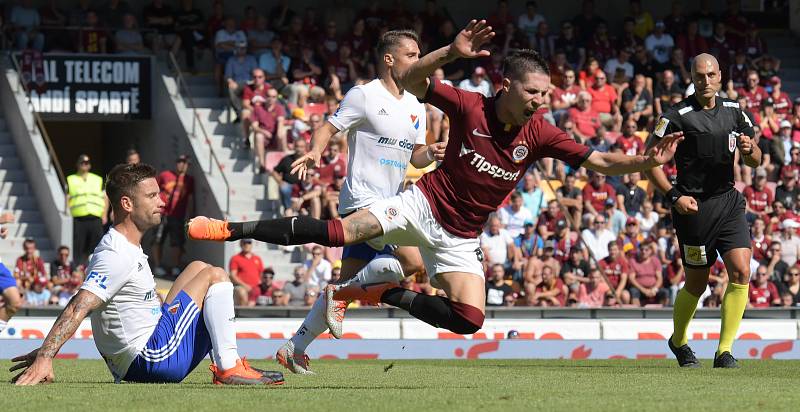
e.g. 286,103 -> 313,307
0,181 -> 31,197
0,155 -> 22,169
2,195 -> 38,210
183,96 -> 227,109
2,222 -> 49,238
0,169 -> 28,182
0,144 -> 18,156
6,208 -> 42,223
184,84 -> 217,97
0,132 -> 12,144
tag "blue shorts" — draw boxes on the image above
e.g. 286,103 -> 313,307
0,263 -> 16,292
123,291 -> 212,383
342,243 -> 394,262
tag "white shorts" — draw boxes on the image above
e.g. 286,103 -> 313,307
367,185 -> 484,280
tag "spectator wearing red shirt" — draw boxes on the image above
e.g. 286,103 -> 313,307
327,43 -> 362,100
598,241 -> 631,304
627,241 -> 668,306
616,120 -> 644,156
551,69 -> 581,123
154,155 -> 195,275
728,51 -> 750,90
576,268 -> 610,308
531,266 -> 567,307
14,238 -> 47,290
536,200 -> 565,240
750,217 -> 770,263
738,71 -> 769,113
708,22 -> 737,71
566,91 -> 601,141
743,167 -> 773,221
253,88 -> 288,168
587,22 -> 615,65
749,265 -> 780,307
582,172 -> 616,216
230,239 -> 264,305
241,68 -> 271,146
587,71 -> 622,132
317,141 -> 347,186
49,245 -> 74,294
665,257 -> 685,304
769,77 -> 793,119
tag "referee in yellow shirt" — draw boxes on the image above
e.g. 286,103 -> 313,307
66,154 -> 108,265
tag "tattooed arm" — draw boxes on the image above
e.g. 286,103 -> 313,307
10,290 -> 103,385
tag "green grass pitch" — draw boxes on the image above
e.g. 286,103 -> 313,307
2,359 -> 799,411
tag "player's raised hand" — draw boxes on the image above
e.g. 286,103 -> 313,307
674,195 -> 699,215
290,150 -> 321,181
450,20 -> 496,60
647,131 -> 684,165
737,133 -> 754,155
428,142 -> 447,162
10,349 -> 55,385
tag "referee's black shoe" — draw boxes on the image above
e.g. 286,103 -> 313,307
713,351 -> 739,368
668,335 -> 701,368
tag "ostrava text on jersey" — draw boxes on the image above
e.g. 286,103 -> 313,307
653,96 -> 754,198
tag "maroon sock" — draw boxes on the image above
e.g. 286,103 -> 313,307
327,220 -> 345,246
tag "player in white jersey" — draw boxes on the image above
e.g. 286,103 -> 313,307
11,163 -> 283,386
276,29 -> 445,374
189,30 -> 444,375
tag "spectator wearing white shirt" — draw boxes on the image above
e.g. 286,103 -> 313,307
304,245 -> 332,288
603,48 -> 634,82
458,67 -> 494,97
635,200 -> 660,236
644,21 -> 674,65
581,215 -> 616,261
518,1 -> 545,44
25,276 -> 51,306
480,216 -> 515,271
497,191 -> 534,238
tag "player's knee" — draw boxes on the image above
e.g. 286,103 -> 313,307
207,266 -> 231,284
450,301 -> 484,335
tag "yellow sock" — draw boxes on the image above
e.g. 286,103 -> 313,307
671,288 -> 700,347
717,282 -> 749,356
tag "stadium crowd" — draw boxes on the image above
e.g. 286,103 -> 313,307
2,0 -> 800,309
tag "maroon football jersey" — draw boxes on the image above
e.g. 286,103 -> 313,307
416,80 -> 592,238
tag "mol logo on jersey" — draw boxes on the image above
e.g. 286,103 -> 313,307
377,136 -> 414,150
469,152 -> 521,181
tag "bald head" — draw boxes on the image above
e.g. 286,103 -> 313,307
691,53 -> 720,76
690,53 -> 721,101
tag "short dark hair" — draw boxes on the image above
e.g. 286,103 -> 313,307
502,49 -> 549,80
58,245 -> 69,252
377,29 -> 419,58
105,163 -> 157,212
125,149 -> 138,157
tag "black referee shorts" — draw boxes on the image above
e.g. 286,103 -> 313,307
672,189 -> 751,269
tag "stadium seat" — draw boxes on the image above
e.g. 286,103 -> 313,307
574,179 -> 587,190
264,151 -> 285,172
539,179 -> 562,202
304,103 -> 327,117
636,180 -> 649,192
766,181 -> 777,195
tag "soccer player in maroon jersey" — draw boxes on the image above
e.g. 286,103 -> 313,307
187,20 -> 683,335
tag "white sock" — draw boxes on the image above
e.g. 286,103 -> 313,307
0,320 -> 6,334
344,254 -> 406,286
203,282 -> 240,370
290,295 -> 327,352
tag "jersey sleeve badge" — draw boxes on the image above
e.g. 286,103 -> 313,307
728,132 -> 737,153
654,116 -> 670,138
512,144 -> 529,163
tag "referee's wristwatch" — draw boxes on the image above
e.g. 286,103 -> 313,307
667,188 -> 682,203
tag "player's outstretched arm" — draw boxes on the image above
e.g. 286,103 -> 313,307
10,290 -> 103,385
583,131 -> 684,176
291,121 -> 340,181
642,134 -> 699,215
399,19 -> 495,98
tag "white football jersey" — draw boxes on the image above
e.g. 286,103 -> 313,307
327,79 -> 427,214
80,228 -> 160,381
